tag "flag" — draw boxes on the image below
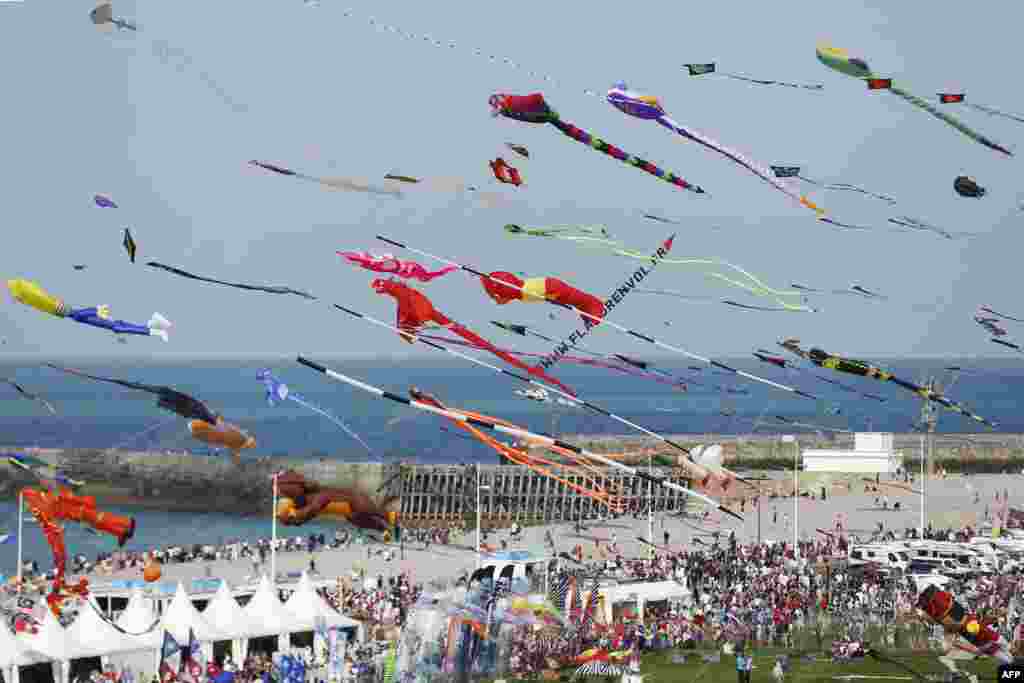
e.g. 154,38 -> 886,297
548,573 -> 570,614
159,631 -> 182,683
938,93 -> 966,104
684,63 -> 716,76
123,228 -> 137,263
569,575 -> 583,624
770,166 -> 801,178
179,628 -> 204,683
866,78 -> 892,90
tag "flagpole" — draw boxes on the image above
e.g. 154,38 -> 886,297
271,472 -> 278,584
17,490 -> 24,583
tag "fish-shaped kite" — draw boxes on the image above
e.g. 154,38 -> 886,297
338,251 -> 457,283
606,83 -> 822,216
7,279 -> 170,341
489,92 -> 705,194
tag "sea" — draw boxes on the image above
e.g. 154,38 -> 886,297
0,357 -> 1021,572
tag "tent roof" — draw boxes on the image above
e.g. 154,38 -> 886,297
15,604 -> 70,662
116,586 -> 160,636
161,582 -> 228,643
0,617 -> 43,668
242,575 -> 304,636
203,580 -> 261,639
66,595 -> 155,658
283,572 -> 361,631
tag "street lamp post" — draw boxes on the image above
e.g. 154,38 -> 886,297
271,471 -> 279,584
793,438 -> 799,560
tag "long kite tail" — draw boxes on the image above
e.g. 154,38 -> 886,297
721,72 -> 824,90
654,115 -> 821,214
447,323 -> 578,397
888,86 -> 1013,156
547,118 -> 705,194
289,394 -> 374,455
966,101 -> 1024,124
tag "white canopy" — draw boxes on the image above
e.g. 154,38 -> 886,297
66,596 -> 155,658
16,605 -> 71,662
116,587 -> 159,637
242,575 -> 304,637
161,582 -> 227,643
0,619 -> 45,668
202,581 -> 261,640
283,572 -> 362,632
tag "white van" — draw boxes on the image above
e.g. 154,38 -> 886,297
848,545 -> 910,572
904,542 -> 991,574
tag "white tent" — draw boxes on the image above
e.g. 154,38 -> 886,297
66,596 -> 156,659
283,572 -> 363,637
160,582 -> 227,645
202,580 -> 260,662
16,607 -> 71,683
116,587 -> 159,637
242,575 -> 303,652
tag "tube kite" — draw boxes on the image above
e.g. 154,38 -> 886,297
975,315 -> 1007,337
45,363 -> 220,424
296,357 -> 744,520
992,338 -> 1023,353
954,176 -> 986,199
888,216 -> 972,241
683,63 -> 824,90
489,158 -> 522,186
481,271 -> 606,327
792,342 -> 995,427
816,43 -> 1012,156
489,93 -> 705,194
370,277 -> 577,396
979,306 -> 1024,323
258,369 -> 373,455
338,251 -> 457,282
187,419 -> 255,464
2,379 -> 57,415
7,279 -> 170,341
607,83 -> 822,215
146,262 -> 317,299
938,93 -> 1024,125
376,234 -> 821,401
248,160 -> 403,198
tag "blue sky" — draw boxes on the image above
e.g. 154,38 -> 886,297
1,0 -> 1022,359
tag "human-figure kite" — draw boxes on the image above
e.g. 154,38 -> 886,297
916,585 -> 1017,680
489,93 -> 705,193
274,469 -> 397,531
7,279 -> 171,341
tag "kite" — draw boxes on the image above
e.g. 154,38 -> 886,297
751,349 -> 885,401
489,92 -> 706,193
723,300 -> 797,312
21,486 -> 135,618
90,3 -> 136,31
792,342 -> 995,427
992,338 -> 1022,353
607,83 -> 822,215
642,213 -> 681,224
93,194 -> 118,208
915,585 -> 1016,677
258,369 -> 373,455
975,316 -> 1007,337
383,174 -> 420,183
815,43 -> 1012,156
505,143 -> 529,158
888,216 -> 975,241
123,228 -> 137,263
954,176 -> 986,198
850,285 -> 886,299
274,469 -> 397,531
489,158 -> 522,186
187,419 -> 255,464
338,251 -> 457,283
370,277 -> 577,396
683,62 -> 824,90
7,279 -> 171,341
377,234 -> 821,401
2,378 -> 57,415
636,286 -> 812,313
297,356 -> 744,519
937,93 -> 1024,124
979,305 -> 1024,323
146,262 -> 317,299
45,363 -> 220,424
767,416 -> 853,434
504,224 -> 610,239
480,271 -> 606,327
73,265 -> 87,271
771,167 -> 897,204
248,160 -> 403,198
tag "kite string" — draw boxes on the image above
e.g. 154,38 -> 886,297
288,393 -> 375,456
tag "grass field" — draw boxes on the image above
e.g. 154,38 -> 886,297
486,647 -> 1001,682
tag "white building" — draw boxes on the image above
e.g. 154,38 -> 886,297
802,432 -> 903,473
